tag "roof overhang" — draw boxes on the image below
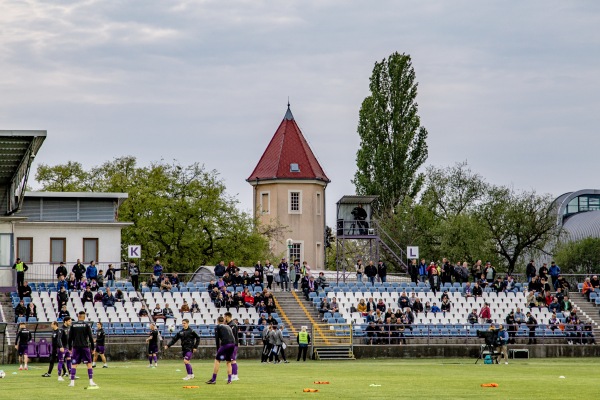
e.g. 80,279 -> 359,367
336,195 -> 379,205
24,191 -> 129,208
0,130 -> 47,215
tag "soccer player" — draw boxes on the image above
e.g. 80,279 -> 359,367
15,322 -> 31,370
224,312 -> 240,381
206,316 -> 235,385
164,319 -> 200,380
61,317 -> 73,379
42,321 -> 64,378
67,311 -> 97,387
92,322 -> 108,368
146,323 -> 160,367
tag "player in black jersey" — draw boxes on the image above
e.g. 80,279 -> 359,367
224,312 -> 240,381
164,319 -> 200,380
67,311 -> 97,387
42,321 -> 64,378
92,322 -> 108,368
15,322 -> 31,370
61,317 -> 72,378
145,323 -> 160,367
206,316 -> 236,385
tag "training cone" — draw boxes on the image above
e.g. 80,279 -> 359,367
480,383 -> 499,387
314,381 -> 330,384
303,388 -> 319,392
183,386 -> 199,389
85,386 -> 100,390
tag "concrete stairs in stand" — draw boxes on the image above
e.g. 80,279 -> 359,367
569,292 -> 600,336
272,290 -> 316,337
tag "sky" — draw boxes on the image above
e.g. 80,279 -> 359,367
2,0 -> 600,226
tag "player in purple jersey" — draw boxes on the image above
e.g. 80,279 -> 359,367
92,322 -> 108,368
164,319 -> 200,380
15,322 -> 31,370
146,323 -> 160,367
206,316 -> 236,385
224,312 -> 240,381
67,311 -> 97,387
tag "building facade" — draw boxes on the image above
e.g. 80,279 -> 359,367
247,106 -> 329,269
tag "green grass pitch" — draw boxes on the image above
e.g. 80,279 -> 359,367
0,358 -> 596,399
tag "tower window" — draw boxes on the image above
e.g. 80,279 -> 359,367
289,191 -> 302,214
290,163 -> 300,172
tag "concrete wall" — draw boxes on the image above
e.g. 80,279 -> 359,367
252,180 -> 327,269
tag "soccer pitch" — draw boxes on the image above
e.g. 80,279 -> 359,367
0,358 -> 596,399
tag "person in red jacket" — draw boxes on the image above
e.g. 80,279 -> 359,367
479,302 -> 492,324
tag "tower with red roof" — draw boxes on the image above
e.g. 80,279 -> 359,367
247,104 -> 330,269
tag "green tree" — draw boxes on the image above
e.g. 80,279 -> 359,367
354,52 -> 429,215
478,186 -> 557,274
35,161 -> 92,192
35,157 -> 270,272
553,237 -> 600,274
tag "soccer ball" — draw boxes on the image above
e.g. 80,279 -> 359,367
168,324 -> 176,333
0,370 -> 6,378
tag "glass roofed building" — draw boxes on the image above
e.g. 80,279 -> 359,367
554,189 -> 600,241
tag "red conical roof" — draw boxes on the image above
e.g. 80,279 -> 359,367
247,106 -> 330,183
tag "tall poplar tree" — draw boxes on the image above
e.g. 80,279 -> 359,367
354,52 -> 429,215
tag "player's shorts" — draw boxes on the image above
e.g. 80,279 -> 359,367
71,347 -> 93,365
148,344 -> 158,354
18,344 -> 28,356
95,345 -> 105,354
64,349 -> 71,359
215,343 -> 236,362
231,344 -> 238,361
183,350 -> 193,361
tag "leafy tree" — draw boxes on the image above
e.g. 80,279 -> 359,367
35,157 -> 269,272
553,237 -> 600,274
35,161 -> 91,192
478,186 -> 557,274
354,52 -> 429,215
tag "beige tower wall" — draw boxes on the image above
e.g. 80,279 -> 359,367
250,179 -> 327,269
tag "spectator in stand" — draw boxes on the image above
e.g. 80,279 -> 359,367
58,304 -> 70,320
479,302 -> 492,324
376,298 -> 386,313
104,264 -> 119,287
398,292 -> 410,309
462,282 -> 473,297
408,259 -> 418,284
471,260 -> 483,282
562,295 -> 573,312
492,277 -> 505,293
163,303 -> 174,319
418,258 -> 428,283
57,275 -> 69,292
316,272 -> 328,289
278,258 -> 290,292
505,310 -> 517,344
93,290 -> 104,303
302,275 -> 318,300
169,273 -> 180,289
138,306 -> 149,317
290,259 -> 299,291
128,261 -> 140,291
355,259 -> 365,283
526,290 -> 537,308
82,287 -> 94,304
265,260 -> 275,290
377,261 -> 387,283
191,299 -> 200,314
514,308 -> 527,325
467,309 -> 478,325
179,300 -> 190,313
424,301 -> 431,315
102,287 -> 116,308
365,297 -> 377,313
440,298 -> 451,314
160,276 -> 172,292
243,290 -> 255,308
556,275 -> 570,295
266,298 -> 276,314
86,260 -> 98,283
56,261 -> 68,280
222,272 -> 232,287
67,272 -> 78,291
412,298 -> 424,314
79,277 -> 89,291
544,291 -> 554,307
429,266 -> 441,295
115,289 -> 125,304
549,261 -> 561,290
590,275 -> 600,290
318,297 -> 330,315
25,302 -> 37,321
478,274 -> 489,289
526,311 -> 538,344
548,297 -> 561,314
226,261 -> 239,276
540,278 -> 552,293
357,299 -> 367,315
484,262 -> 496,281
505,276 -> 516,293
582,277 -> 594,300
18,281 -> 32,300
254,260 -> 264,283
96,270 -> 104,288
57,286 -> 69,309
365,261 -> 377,286
538,263 -> 549,280
252,271 -> 263,289
214,260 -> 226,279
440,258 -> 453,285
89,278 -> 98,292
152,304 -> 164,321
431,302 -> 441,314
548,313 -> 560,331
241,271 -> 252,288
330,297 -> 340,314
14,299 -> 27,322
231,271 -> 243,288
72,259 -> 86,282
153,259 -> 164,279
455,262 -> 469,284
525,260 -> 536,283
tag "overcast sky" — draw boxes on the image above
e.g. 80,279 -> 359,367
2,0 -> 599,226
